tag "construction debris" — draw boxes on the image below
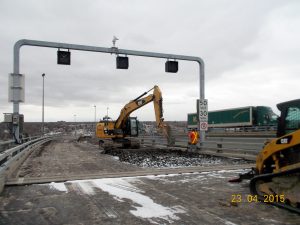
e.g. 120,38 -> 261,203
105,149 -> 252,168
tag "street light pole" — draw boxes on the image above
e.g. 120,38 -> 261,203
93,105 -> 96,136
93,105 -> 96,123
74,114 -> 77,138
42,73 -> 45,136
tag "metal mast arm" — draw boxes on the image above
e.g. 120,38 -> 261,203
12,39 -> 205,144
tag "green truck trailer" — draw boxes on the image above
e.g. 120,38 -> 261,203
188,106 -> 278,129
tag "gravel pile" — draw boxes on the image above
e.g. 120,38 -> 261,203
106,149 -> 250,168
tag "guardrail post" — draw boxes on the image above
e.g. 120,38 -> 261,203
152,139 -> 155,146
217,138 -> 223,152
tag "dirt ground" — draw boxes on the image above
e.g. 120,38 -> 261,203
11,136 -> 140,179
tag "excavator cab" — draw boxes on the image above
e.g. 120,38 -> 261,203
97,117 -> 138,138
123,117 -> 139,137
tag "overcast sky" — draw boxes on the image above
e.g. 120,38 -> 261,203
0,0 -> 299,122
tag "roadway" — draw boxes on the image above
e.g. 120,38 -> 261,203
0,136 -> 299,225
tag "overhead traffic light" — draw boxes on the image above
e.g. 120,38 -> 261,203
165,61 -> 178,73
57,50 -> 71,65
116,56 -> 129,69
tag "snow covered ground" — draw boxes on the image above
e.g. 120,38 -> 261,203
46,169 -> 248,224
3,168 -> 297,225
48,176 -> 188,224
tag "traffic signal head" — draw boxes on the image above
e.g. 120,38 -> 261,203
165,61 -> 178,73
116,56 -> 129,69
57,50 -> 71,65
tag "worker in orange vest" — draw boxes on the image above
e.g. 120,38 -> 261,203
188,129 -> 199,145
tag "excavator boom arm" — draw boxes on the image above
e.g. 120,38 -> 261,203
114,94 -> 154,129
114,85 -> 174,146
152,86 -> 174,145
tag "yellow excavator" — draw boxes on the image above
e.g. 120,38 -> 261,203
230,99 -> 300,213
96,85 -> 175,150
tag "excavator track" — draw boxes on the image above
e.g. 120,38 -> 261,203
250,167 -> 300,214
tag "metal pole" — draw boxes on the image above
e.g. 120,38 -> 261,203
94,105 -> 96,123
198,61 -> 205,146
93,105 -> 96,136
42,73 -> 45,136
74,114 -> 77,138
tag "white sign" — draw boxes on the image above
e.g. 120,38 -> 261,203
200,122 -> 208,131
8,73 -> 25,102
199,99 -> 208,122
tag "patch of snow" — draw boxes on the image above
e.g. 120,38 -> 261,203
55,177 -> 186,223
46,169 -> 244,194
208,173 -> 228,179
178,175 -> 206,183
48,182 -> 68,192
77,181 -> 95,195
145,173 -> 186,179
217,169 -> 250,173
261,218 -> 281,224
90,178 -> 185,223
225,221 -> 238,225
147,174 -> 207,184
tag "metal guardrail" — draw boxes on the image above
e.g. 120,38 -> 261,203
0,136 -> 41,153
138,135 -> 268,154
203,140 -> 264,151
0,136 -> 52,193
0,140 -> 15,153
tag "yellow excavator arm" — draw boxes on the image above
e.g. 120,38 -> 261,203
152,86 -> 174,145
114,85 -> 174,145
